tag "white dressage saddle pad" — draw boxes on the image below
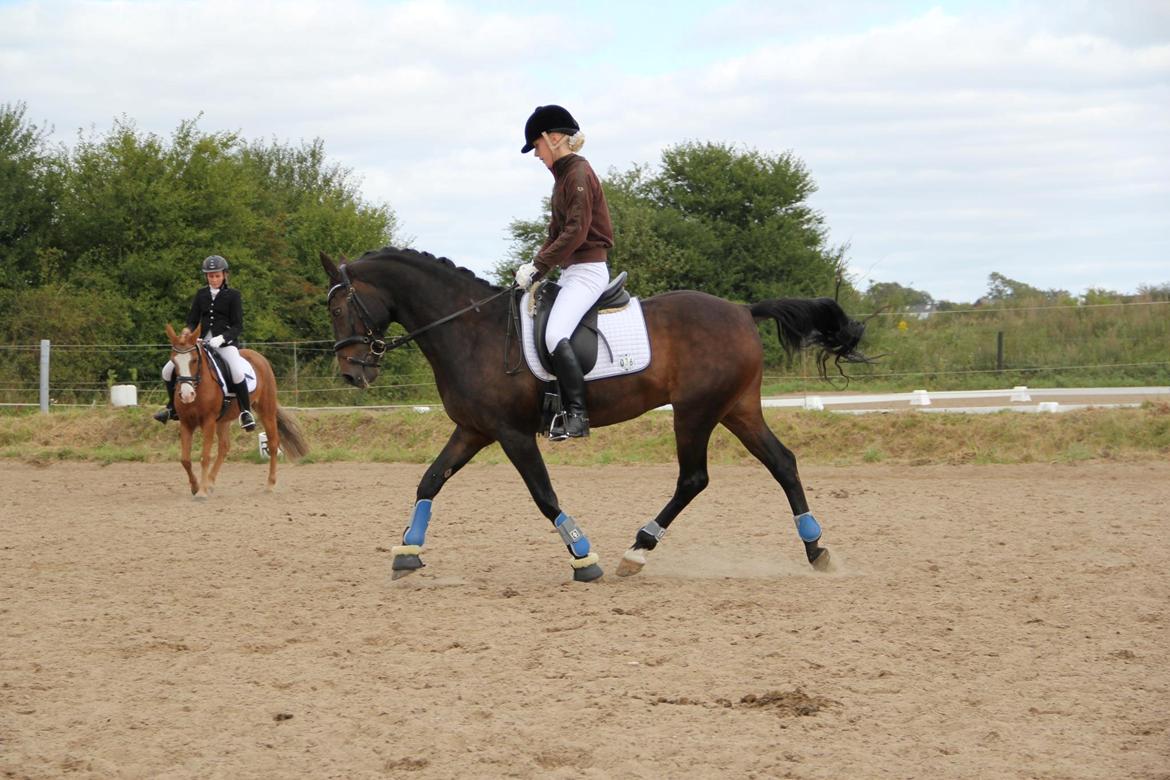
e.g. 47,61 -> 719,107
208,352 -> 258,397
519,292 -> 652,383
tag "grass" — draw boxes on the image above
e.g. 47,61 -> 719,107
1,402 -> 1168,467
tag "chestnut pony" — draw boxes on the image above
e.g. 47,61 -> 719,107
322,248 -> 867,582
164,323 -> 308,498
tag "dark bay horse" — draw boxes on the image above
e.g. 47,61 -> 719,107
165,323 -> 308,498
321,248 -> 867,581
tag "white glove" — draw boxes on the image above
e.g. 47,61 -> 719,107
514,261 -> 539,289
207,334 -> 225,348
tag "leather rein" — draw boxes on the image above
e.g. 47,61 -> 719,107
327,262 -> 516,369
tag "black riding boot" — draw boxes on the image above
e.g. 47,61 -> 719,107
232,379 -> 257,432
549,338 -> 589,440
153,377 -> 178,423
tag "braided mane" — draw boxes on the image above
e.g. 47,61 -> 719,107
355,246 -> 500,290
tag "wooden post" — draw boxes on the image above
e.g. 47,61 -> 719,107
996,331 -> 1005,373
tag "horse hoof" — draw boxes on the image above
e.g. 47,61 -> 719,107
193,493 -> 208,502
573,563 -> 604,582
810,547 -> 834,572
391,554 -> 425,579
616,549 -> 647,577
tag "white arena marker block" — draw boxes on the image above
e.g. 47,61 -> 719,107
110,384 -> 138,407
1037,401 -> 1060,413
1011,386 -> 1031,402
803,396 -> 824,411
910,389 -> 931,406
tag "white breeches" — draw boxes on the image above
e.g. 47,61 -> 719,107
545,261 -> 611,354
161,345 -> 249,384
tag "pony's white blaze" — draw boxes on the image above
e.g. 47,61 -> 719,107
175,352 -> 196,403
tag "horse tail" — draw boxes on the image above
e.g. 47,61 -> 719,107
275,406 -> 309,461
749,297 -> 870,379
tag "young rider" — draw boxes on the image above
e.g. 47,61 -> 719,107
514,104 -> 615,439
154,255 -> 256,431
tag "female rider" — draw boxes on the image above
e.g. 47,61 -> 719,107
514,104 -> 614,439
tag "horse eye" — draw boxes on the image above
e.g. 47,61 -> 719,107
332,307 -> 342,317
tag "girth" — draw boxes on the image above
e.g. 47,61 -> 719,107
528,271 -> 631,376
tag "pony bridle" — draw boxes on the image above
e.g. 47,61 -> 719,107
171,343 -> 202,388
327,264 -> 387,369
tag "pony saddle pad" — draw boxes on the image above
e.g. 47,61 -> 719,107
205,346 -> 258,397
519,272 -> 651,382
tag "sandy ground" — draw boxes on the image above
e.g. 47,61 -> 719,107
1,459 -> 1168,779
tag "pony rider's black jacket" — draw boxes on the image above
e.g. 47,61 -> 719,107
186,286 -> 244,347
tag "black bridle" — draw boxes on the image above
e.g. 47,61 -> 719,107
327,262 -> 515,368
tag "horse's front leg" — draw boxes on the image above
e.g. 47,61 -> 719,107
496,430 -> 603,583
206,419 -> 231,494
390,425 -> 493,579
195,418 -> 216,500
179,421 -> 199,495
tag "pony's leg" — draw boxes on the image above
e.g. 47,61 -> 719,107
179,422 -> 199,496
195,418 -> 216,500
207,419 -> 231,494
617,410 -> 717,577
720,403 -> 831,571
496,430 -> 603,583
260,399 -> 279,493
390,425 -> 492,579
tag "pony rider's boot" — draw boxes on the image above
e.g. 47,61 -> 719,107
550,338 -> 589,440
153,377 -> 178,424
232,378 -> 257,432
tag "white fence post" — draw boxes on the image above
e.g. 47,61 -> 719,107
39,339 -> 50,414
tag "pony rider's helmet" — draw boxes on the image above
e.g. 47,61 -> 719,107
521,105 -> 579,153
201,255 -> 229,274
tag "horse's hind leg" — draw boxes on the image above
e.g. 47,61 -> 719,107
258,395 -> 279,492
617,410 -> 717,577
720,401 -> 831,571
390,425 -> 493,579
496,429 -> 603,583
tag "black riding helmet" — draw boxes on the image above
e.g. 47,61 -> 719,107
521,105 -> 579,153
201,255 -> 229,273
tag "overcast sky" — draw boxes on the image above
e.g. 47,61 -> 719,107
3,0 -> 1167,301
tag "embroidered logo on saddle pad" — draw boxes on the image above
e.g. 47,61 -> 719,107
519,291 -> 652,383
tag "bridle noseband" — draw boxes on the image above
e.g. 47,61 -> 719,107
327,262 -> 516,369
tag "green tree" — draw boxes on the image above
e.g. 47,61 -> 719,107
865,281 -> 934,311
0,102 -> 63,289
985,272 -> 1071,304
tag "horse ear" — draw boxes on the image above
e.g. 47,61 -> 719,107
165,323 -> 177,342
192,323 -> 202,340
320,252 -> 341,283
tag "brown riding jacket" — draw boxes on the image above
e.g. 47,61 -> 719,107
534,154 -> 614,275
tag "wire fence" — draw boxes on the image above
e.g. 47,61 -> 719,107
2,300 -> 1168,409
